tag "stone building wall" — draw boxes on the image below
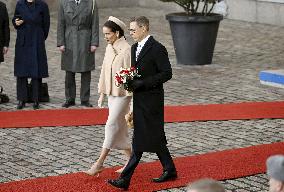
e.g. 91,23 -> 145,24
2,0 -> 284,26
136,0 -> 284,26
1,0 -> 138,14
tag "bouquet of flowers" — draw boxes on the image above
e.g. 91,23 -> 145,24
115,67 -> 140,91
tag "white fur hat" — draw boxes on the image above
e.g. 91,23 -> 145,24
108,16 -> 126,31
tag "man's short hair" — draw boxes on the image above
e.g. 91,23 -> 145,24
187,178 -> 225,192
267,155 -> 284,182
130,16 -> 149,31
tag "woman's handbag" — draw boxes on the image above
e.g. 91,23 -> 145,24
125,112 -> 133,129
0,86 -> 9,104
27,82 -> 50,102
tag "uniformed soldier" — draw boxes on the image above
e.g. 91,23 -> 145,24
57,0 -> 99,108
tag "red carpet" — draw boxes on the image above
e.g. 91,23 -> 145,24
1,101 -> 284,128
1,142 -> 284,192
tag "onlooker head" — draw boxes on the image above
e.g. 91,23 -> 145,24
187,178 -> 225,192
267,155 -> 284,192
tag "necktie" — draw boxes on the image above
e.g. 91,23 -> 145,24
136,44 -> 142,61
75,0 -> 80,5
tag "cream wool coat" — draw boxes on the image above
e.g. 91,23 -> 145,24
98,38 -> 132,96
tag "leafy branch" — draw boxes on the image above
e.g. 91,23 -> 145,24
158,0 -> 219,15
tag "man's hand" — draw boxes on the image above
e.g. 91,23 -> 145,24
128,79 -> 144,91
15,19 -> 24,26
3,47 -> 8,55
98,93 -> 105,108
59,45 -> 65,52
90,46 -> 97,53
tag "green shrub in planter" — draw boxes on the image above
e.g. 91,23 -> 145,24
159,0 -> 219,15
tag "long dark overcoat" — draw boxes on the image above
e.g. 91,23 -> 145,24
57,0 -> 99,72
12,0 -> 50,78
131,36 -> 172,152
0,2 -> 10,63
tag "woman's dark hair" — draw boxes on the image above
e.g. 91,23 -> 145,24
103,20 -> 124,38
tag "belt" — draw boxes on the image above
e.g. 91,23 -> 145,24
71,25 -> 91,31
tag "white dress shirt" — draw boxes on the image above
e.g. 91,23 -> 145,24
136,35 -> 150,61
75,0 -> 81,5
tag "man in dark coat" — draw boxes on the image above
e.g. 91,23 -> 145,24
57,0 -> 99,108
0,1 -> 10,63
108,16 -> 177,190
12,0 -> 50,109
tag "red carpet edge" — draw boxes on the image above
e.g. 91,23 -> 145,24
0,141 -> 284,192
1,101 -> 284,128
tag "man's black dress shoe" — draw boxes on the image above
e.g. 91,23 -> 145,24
17,101 -> 25,110
62,100 -> 75,108
108,178 -> 130,190
152,170 -> 177,183
33,101 -> 39,110
81,101 -> 93,107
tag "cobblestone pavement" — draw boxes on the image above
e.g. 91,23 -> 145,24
0,7 -> 284,192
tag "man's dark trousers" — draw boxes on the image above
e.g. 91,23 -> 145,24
65,71 -> 91,102
120,145 -> 176,181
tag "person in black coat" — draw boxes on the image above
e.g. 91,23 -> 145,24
12,0 -> 50,110
0,1 -> 10,63
107,16 -> 177,190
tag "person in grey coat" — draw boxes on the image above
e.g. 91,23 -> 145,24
57,0 -> 99,108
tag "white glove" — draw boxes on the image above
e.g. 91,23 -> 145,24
98,94 -> 105,108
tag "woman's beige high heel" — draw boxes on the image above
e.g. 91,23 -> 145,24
84,163 -> 104,176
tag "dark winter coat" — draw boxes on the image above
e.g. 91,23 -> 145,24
0,2 -> 10,63
131,36 -> 172,152
12,0 -> 50,78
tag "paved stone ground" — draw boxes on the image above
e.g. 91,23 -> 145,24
0,7 -> 284,192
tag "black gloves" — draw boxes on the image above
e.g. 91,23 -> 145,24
132,80 -> 144,90
126,79 -> 144,91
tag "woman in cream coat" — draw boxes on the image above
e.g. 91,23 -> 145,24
85,16 -> 132,176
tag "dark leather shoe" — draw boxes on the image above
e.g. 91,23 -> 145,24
152,170 -> 177,183
16,101 -> 25,110
81,101 -> 93,107
107,178 -> 130,190
33,101 -> 39,110
62,100 -> 75,108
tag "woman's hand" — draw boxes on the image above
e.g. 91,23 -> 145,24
15,19 -> 24,26
97,94 -> 105,108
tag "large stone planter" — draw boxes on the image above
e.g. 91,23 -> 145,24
166,13 -> 223,65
